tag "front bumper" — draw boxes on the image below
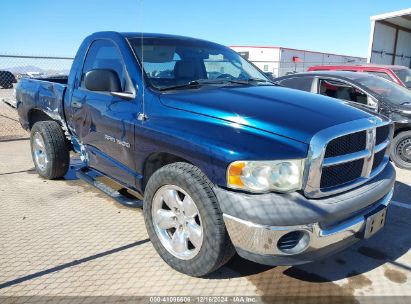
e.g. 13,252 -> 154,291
216,162 -> 395,266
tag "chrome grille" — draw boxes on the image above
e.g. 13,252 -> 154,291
376,125 -> 390,145
304,117 -> 393,198
320,159 -> 364,188
324,131 -> 366,158
372,148 -> 386,171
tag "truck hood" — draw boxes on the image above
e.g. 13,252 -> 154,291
159,86 -> 371,144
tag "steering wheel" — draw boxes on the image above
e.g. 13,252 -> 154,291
216,73 -> 233,79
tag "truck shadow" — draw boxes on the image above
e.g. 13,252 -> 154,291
211,181 -> 411,287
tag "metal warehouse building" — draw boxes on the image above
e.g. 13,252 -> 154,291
230,46 -> 366,77
369,8 -> 411,66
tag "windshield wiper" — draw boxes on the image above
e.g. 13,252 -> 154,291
230,78 -> 272,84
219,78 -> 276,86
158,79 -> 228,91
159,81 -> 200,91
245,78 -> 282,86
272,81 -> 284,87
246,78 -> 271,83
158,78 -> 276,91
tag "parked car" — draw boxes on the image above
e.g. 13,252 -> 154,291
308,64 -> 411,89
16,32 -> 395,276
0,70 -> 17,89
275,71 -> 411,169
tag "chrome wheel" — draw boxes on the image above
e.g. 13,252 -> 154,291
32,132 -> 48,171
152,185 -> 203,260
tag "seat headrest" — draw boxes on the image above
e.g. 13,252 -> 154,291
174,60 -> 196,80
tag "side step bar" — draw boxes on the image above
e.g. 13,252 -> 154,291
76,168 -> 143,208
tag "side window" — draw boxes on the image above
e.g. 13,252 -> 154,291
319,79 -> 368,105
81,40 -> 126,91
364,71 -> 392,81
278,77 -> 313,92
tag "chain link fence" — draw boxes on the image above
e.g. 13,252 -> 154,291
0,54 -> 73,105
0,54 -> 73,141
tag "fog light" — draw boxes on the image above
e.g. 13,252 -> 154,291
277,231 -> 310,254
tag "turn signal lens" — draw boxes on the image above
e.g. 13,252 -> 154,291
227,161 -> 245,187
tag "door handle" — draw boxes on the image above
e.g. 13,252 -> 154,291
71,100 -> 83,109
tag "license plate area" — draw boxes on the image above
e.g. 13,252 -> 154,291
363,207 -> 387,239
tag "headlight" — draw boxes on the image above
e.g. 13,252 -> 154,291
227,160 -> 305,193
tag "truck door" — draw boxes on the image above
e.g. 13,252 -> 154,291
69,39 -> 140,188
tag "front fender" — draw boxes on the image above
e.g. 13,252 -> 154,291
135,103 -> 308,188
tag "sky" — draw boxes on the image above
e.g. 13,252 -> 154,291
0,0 -> 411,58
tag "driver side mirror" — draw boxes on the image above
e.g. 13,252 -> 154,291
84,69 -> 135,100
84,69 -> 121,92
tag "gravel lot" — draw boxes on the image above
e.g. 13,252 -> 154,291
0,88 -> 28,141
0,100 -> 411,303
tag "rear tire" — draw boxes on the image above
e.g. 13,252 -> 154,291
30,121 -> 70,179
143,162 -> 235,277
391,131 -> 411,170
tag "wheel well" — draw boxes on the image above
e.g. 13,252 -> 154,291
28,109 -> 54,129
143,152 -> 190,190
394,126 -> 411,137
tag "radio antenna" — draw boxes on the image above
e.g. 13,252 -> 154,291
138,0 -> 147,121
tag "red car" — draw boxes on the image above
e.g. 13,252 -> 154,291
308,64 -> 411,89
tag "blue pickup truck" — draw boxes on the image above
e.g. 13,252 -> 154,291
16,32 -> 396,276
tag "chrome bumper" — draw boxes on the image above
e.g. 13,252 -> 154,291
223,188 -> 393,257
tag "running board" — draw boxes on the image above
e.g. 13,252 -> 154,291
76,168 -> 143,208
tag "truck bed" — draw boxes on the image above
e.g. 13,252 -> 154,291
16,77 -> 68,132
34,75 -> 68,85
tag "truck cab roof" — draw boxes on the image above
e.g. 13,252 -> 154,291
86,31 -> 216,45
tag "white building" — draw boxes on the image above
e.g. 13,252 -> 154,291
369,8 -> 411,66
230,45 -> 366,77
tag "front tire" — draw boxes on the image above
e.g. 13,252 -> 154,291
391,131 -> 411,170
143,162 -> 235,277
30,121 -> 70,179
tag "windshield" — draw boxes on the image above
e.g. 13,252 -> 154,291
393,68 -> 411,88
355,74 -> 411,105
127,37 -> 270,90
